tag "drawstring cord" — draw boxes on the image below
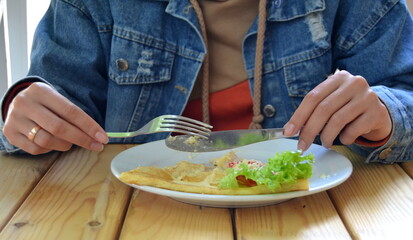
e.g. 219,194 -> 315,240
249,0 -> 267,129
189,0 -> 268,129
189,0 -> 211,124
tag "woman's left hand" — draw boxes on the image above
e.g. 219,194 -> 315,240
283,70 -> 392,151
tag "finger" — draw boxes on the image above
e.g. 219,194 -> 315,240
26,103 -> 104,151
31,127 -> 73,152
284,72 -> 344,136
319,99 -> 365,148
4,113 -> 73,152
2,109 -> 44,153
24,83 -> 108,144
320,86 -> 390,147
306,76 -> 370,148
359,92 -> 392,141
13,133 -> 52,155
14,84 -> 106,151
298,82 -> 354,149
340,96 -> 392,144
339,112 -> 375,145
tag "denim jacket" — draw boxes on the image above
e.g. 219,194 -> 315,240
1,0 -> 413,163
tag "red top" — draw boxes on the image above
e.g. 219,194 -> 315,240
182,80 -> 253,131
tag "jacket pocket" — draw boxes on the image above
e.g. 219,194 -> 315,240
258,0 -> 331,98
283,47 -> 331,98
108,30 -> 175,85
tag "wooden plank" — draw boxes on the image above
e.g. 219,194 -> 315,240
0,145 -> 133,240
120,190 -> 233,240
400,161 -> 413,179
0,151 -> 59,230
328,147 -> 413,239
235,192 -> 351,239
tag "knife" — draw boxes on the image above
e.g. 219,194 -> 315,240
164,128 -> 299,152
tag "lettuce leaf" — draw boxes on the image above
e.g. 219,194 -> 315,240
218,150 -> 314,190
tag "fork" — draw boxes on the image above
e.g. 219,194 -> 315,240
106,115 -> 212,139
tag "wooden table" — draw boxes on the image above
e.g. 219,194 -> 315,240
0,144 -> 412,240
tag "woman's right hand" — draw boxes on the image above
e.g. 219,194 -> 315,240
2,82 -> 109,155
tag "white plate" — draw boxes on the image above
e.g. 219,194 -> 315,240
111,139 -> 352,208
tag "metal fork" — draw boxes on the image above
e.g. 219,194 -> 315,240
106,115 -> 212,139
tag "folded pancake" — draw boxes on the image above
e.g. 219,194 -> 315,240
120,151 -> 314,195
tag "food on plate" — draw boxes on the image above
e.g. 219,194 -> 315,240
120,150 -> 314,195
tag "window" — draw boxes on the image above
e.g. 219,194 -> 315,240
0,0 -> 50,96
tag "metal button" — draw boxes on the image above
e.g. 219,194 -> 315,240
263,104 -> 276,118
116,58 -> 129,71
379,148 -> 392,159
378,141 -> 397,160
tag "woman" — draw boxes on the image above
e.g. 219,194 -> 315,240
1,0 -> 412,164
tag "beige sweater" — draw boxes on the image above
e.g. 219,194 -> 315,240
190,0 -> 258,100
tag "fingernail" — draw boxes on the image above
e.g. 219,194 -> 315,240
95,132 -> 108,144
298,140 -> 307,151
321,141 -> 331,149
90,142 -> 104,151
283,123 -> 295,136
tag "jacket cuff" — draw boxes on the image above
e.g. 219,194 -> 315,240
1,77 -> 46,122
349,86 -> 413,163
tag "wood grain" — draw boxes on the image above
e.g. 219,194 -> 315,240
329,147 -> 413,239
235,192 -> 351,239
0,145 -> 133,240
1,144 -> 413,239
120,190 -> 233,239
0,152 -> 59,230
400,161 -> 413,179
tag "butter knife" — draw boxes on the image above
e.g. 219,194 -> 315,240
165,128 -> 299,152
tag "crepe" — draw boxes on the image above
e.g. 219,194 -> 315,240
120,151 -> 312,195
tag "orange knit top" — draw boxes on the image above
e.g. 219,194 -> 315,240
183,80 -> 252,131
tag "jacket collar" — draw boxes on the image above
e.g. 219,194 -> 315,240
160,0 -> 325,21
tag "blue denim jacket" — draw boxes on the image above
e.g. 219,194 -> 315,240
1,0 -> 413,163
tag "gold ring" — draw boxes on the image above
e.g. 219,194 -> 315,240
27,125 -> 41,142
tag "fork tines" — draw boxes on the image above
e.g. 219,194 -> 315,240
160,115 -> 212,138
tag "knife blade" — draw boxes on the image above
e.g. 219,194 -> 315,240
165,128 -> 299,152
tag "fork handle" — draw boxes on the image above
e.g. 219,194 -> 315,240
106,132 -> 137,138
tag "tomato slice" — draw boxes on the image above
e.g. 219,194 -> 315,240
236,175 -> 257,187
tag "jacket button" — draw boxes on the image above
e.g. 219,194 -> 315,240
378,141 -> 397,160
263,104 -> 276,118
116,58 -> 129,71
379,148 -> 392,159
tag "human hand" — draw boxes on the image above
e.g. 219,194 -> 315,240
283,70 -> 392,151
3,82 -> 109,155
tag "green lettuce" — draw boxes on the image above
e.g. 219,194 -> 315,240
218,150 -> 314,190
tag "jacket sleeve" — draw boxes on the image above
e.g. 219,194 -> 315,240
0,0 -> 109,153
333,0 -> 413,163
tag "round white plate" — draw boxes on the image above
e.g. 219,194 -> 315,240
111,139 -> 352,208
